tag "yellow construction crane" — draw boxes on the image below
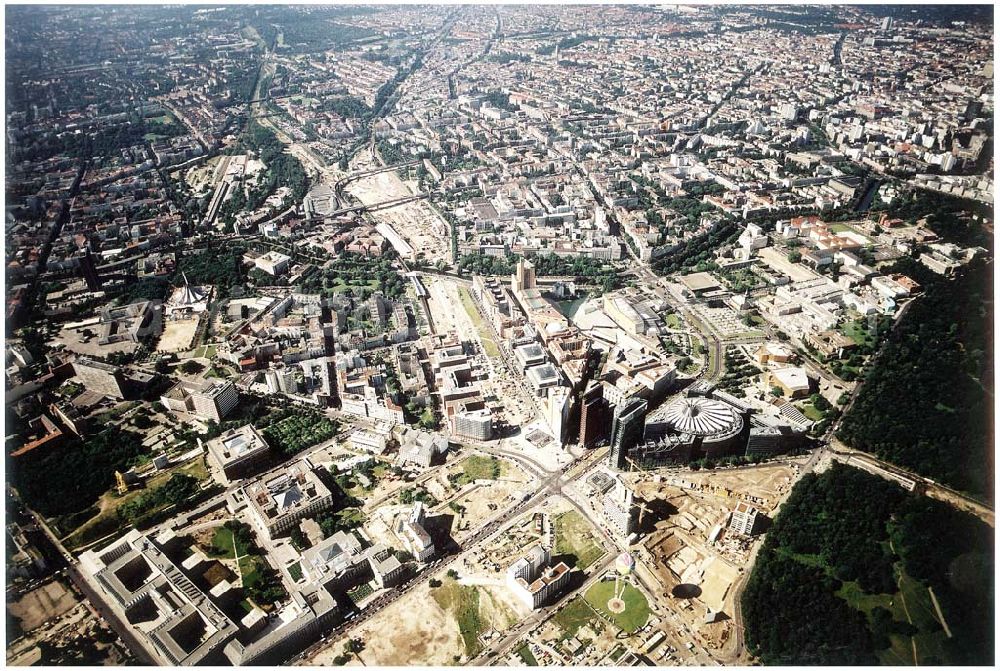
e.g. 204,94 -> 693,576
115,470 -> 129,495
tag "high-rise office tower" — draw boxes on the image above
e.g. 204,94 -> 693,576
609,397 -> 648,470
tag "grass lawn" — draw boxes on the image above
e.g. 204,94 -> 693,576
836,580 -> 893,614
798,402 -> 826,422
288,561 -> 303,583
584,581 -> 650,633
179,456 -> 210,481
830,223 -> 857,234
879,634 -> 916,665
338,508 -> 366,527
191,344 -> 217,359
480,338 -> 501,358
239,555 -> 262,589
329,278 -> 380,294
664,313 -> 682,329
728,330 -> 765,342
61,456 -> 211,550
516,644 -> 538,666
238,598 -> 255,614
552,596 -> 599,639
840,320 -> 875,347
211,526 -> 237,559
880,575 -> 949,664
897,573 -> 941,633
241,25 -> 266,49
776,549 -> 826,569
912,629 -> 949,666
457,286 -> 500,359
453,455 -> 504,486
554,511 -> 605,569
431,577 -> 484,657
148,113 -> 176,125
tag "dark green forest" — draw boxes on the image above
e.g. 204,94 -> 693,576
10,429 -> 146,518
175,244 -> 249,299
218,122 -> 307,226
457,252 -> 620,290
742,463 -> 993,666
836,256 -> 993,497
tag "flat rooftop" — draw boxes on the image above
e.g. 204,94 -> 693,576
207,424 -> 269,466
678,272 -> 722,293
526,363 -> 560,387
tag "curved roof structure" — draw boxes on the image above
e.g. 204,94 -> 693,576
662,396 -> 743,438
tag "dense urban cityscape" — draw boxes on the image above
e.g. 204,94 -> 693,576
4,4 -> 994,667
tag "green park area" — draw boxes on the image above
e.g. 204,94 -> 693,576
190,344 -> 217,359
798,401 -> 826,422
515,644 -> 538,665
451,454 -> 505,486
840,317 -> 877,348
143,112 -> 182,141
61,457 -> 210,551
431,577 -> 486,657
210,524 -> 241,559
552,596 -> 601,640
830,222 -> 859,234
239,555 -> 265,590
553,511 -> 605,570
457,286 -> 500,358
584,581 -> 651,634
742,464 -> 992,666
209,521 -> 286,609
261,411 -> 337,455
327,277 -> 380,294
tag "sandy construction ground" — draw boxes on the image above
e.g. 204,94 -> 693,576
349,170 -> 411,203
447,479 -> 531,540
157,319 -> 199,353
425,276 -> 467,339
183,156 -> 222,195
7,580 -> 78,632
756,246 -> 820,283
348,170 -> 450,262
307,580 -> 465,666
630,461 -> 799,515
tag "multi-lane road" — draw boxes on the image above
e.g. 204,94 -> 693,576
292,457 -> 578,664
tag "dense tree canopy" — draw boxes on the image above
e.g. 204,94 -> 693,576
11,429 -> 146,517
457,252 -> 620,290
742,463 -> 994,666
175,244 -> 248,298
743,548 -> 878,665
118,473 -> 201,526
836,256 -> 993,497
